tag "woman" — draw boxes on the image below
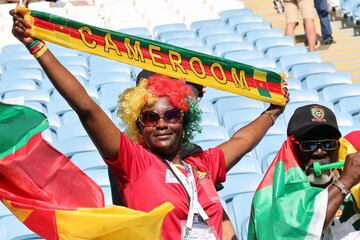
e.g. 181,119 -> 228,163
10,9 -> 288,239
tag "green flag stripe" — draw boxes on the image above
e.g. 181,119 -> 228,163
0,103 -> 48,158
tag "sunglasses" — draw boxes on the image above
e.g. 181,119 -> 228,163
138,108 -> 184,127
294,139 -> 338,152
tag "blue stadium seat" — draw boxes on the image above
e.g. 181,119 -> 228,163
1,51 -> 34,61
261,151 -> 277,173
284,77 -> 302,90
214,96 -> 264,119
185,45 -> 213,55
289,62 -> 336,82
228,14 -> 263,27
218,173 -> 263,201
158,30 -> 196,42
266,45 -> 308,61
240,57 -> 278,71
303,72 -> 352,91
3,90 -> 50,105
335,111 -> 356,127
193,126 -> 229,143
321,83 -> 360,104
255,36 -> 294,53
0,215 -> 41,239
90,72 -> 133,90
2,43 -> 28,53
47,43 -> 81,57
89,58 -> 131,74
339,126 -> 357,136
219,8 -> 254,21
278,52 -> 322,73
166,38 -> 203,47
201,87 -> 236,103
71,151 -> 106,171
228,155 -> 262,175
288,89 -> 320,104
223,49 -> 264,61
191,19 -> 226,32
235,22 -> 272,37
0,203 -> 11,218
255,134 -> 286,164
118,27 -> 150,37
214,41 -> 254,56
153,23 -> 187,37
99,82 -> 136,112
197,26 -> 234,39
101,185 -> 114,206
0,80 -> 39,98
56,123 -> 88,140
195,140 -> 224,150
223,109 -> 263,133
57,56 -> 89,69
1,69 -> 43,85
244,29 -> 283,43
198,99 -> 215,113
84,168 -> 110,187
204,33 -> 243,48
232,192 -> 255,235
338,96 -> 360,114
200,112 -> 220,126
4,59 -> 41,71
55,136 -> 97,157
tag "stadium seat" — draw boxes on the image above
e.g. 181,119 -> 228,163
288,89 -> 320,104
204,33 -> 243,48
289,62 -> 336,82
200,112 -> 220,126
228,14 -> 263,27
223,49 -> 264,61
191,19 -> 226,32
223,109 -> 264,135
54,136 -> 97,157
255,134 -> 287,164
1,68 -> 43,85
266,45 -> 308,61
1,43 -> 28,53
118,27 -> 150,37
338,96 -> 360,114
335,111 -> 356,126
153,23 -> 187,37
84,168 -> 111,187
193,126 -> 229,143
99,82 -> 136,111
278,52 -> 322,73
214,41 -> 254,56
197,26 -> 234,39
89,58 -> 132,74
166,37 -> 204,47
158,30 -> 196,42
303,72 -> 352,91
101,185 -> 114,206
219,8 -> 254,21
185,45 -> 213,55
284,77 -> 302,90
0,80 -> 39,98
90,72 -> 133,90
261,151 -> 277,173
255,36 -> 294,53
227,155 -> 262,175
57,56 -> 89,69
71,151 -> 106,171
339,126 -> 357,136
240,57 -> 278,71
240,216 -> 250,240
235,22 -> 272,37
3,90 -> 50,105
232,192 -> 256,235
0,203 -> 11,218
56,123 -> 88,140
198,99 -> 215,113
321,83 -> 360,104
195,140 -> 224,150
244,29 -> 283,43
1,51 -> 34,62
0,215 -> 41,239
201,87 -> 236,103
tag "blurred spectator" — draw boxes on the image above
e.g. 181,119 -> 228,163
315,0 -> 335,44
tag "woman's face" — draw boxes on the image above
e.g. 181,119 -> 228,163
139,97 -> 184,157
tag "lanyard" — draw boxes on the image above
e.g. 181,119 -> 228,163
165,160 -> 209,232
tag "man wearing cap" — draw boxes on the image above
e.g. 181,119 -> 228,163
287,104 -> 360,239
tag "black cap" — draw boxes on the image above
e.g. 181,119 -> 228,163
136,69 -> 204,98
287,104 -> 341,138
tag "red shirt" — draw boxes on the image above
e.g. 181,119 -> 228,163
106,133 -> 226,240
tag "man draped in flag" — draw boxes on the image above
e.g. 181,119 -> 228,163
249,104 -> 360,240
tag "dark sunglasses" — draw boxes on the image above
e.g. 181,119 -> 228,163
294,139 -> 338,152
138,108 -> 184,127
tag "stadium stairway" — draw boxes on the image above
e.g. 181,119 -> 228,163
243,0 -> 360,83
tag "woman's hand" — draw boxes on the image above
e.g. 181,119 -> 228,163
9,9 -> 34,46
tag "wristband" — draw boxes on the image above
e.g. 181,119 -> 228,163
33,45 -> 48,59
332,179 -> 351,196
262,110 -> 275,126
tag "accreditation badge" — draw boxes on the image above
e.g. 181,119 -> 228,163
180,215 -> 219,240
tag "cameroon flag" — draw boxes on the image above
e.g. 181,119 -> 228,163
0,102 -> 173,239
248,137 -> 328,240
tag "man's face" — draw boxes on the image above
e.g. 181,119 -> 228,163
293,127 -> 339,187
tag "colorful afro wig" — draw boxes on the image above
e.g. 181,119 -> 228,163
117,74 -> 202,144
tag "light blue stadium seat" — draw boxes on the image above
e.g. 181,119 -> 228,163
54,136 -> 97,157
200,112 -> 220,126
255,134 -> 286,164
304,72 -> 352,91
1,51 -> 34,62
240,57 -> 277,71
166,38 -> 203,47
228,155 -> 262,175
56,123 -> 88,140
84,168 -> 110,187
153,23 -> 187,37
42,129 -> 56,145
338,96 -> 360,114
192,126 -> 229,143
289,62 -> 336,82
88,57 -> 132,74
204,33 -> 243,48
335,111 -> 355,127
220,8 -> 254,21
288,89 -> 320,104
71,151 -> 106,171
255,36 -> 294,53
191,19 -> 226,32
47,43 -> 81,57
101,185 -> 114,206
158,30 -> 196,42
340,0 -> 352,16
223,108 -> 263,134
2,69 -> 43,84
262,151 -> 277,173
0,215 -> 42,239
22,102 -> 47,114
198,99 -> 215,113
3,90 -> 50,105
99,82 -> 136,111
64,65 -> 89,79
47,98 -> 73,117
278,52 -> 322,73
57,56 -> 89,69
218,173 -> 263,201
353,3 -> 360,22
4,59 -> 41,71
90,72 -> 133,90
321,83 -> 360,104
201,87 -> 236,103
235,22 -> 272,37
118,27 -> 150,37
244,29 -> 283,43
195,140 -> 224,150
0,203 -> 11,218
184,45 -> 213,55
223,49 -> 264,61
284,77 -> 302,90
230,117 -> 287,137
339,126 -> 357,136
240,216 -> 250,240
266,45 -> 308,61
214,41 -> 254,56
2,43 -> 28,53
232,192 -> 255,235
228,14 -> 263,27
0,80 -> 39,98
197,26 -> 234,39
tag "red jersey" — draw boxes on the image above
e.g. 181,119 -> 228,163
106,133 -> 226,240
